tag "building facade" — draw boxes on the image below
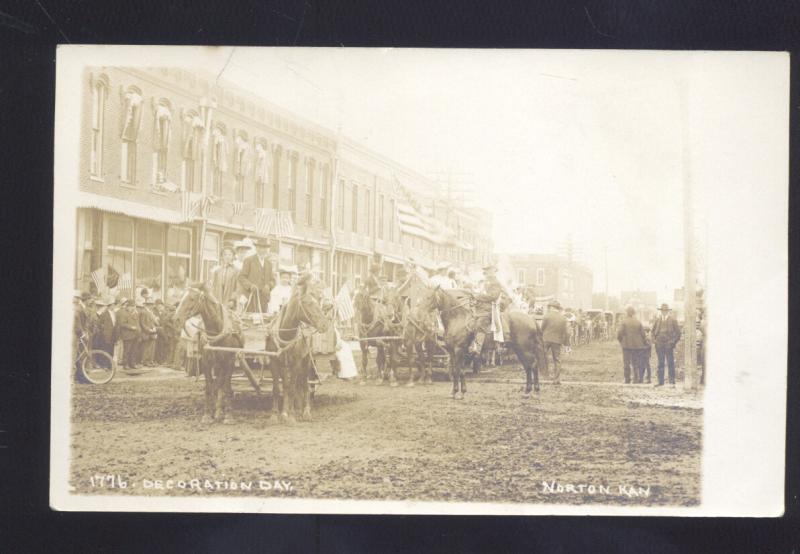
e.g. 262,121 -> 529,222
74,67 -> 491,299
504,253 -> 593,310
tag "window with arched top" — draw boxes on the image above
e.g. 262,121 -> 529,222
211,124 -> 228,197
120,86 -> 143,185
181,109 -> 203,193
253,139 -> 269,208
154,99 -> 172,184
233,131 -> 249,202
89,74 -> 109,179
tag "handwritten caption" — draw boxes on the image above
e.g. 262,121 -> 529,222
88,474 -> 294,493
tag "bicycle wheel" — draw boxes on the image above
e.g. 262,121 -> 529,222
80,349 -> 116,384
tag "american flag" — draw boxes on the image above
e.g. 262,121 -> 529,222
275,211 -> 294,237
232,202 -> 245,216
255,208 -> 275,236
90,267 -> 106,294
118,272 -> 132,291
334,284 -> 355,322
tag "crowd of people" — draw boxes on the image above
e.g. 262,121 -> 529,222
72,236 -> 308,377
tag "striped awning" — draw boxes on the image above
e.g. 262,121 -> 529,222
77,191 -> 188,224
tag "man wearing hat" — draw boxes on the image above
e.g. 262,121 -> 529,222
115,297 -> 142,370
430,262 -> 455,290
365,256 -> 384,299
268,267 -> 295,315
237,237 -> 275,313
651,303 -> 681,387
617,306 -> 649,384
92,296 -> 117,362
469,264 -> 503,358
211,241 -> 240,308
139,297 -> 159,367
541,300 -> 569,385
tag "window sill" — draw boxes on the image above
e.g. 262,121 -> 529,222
119,182 -> 137,189
89,175 -> 105,184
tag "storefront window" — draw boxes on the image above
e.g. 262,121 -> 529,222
135,221 -> 165,297
202,232 -> 220,283
107,217 -> 134,291
167,227 -> 192,285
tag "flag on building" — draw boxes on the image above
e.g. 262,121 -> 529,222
255,208 -> 275,236
275,211 -> 294,237
91,267 -> 107,294
118,272 -> 132,291
232,202 -> 245,216
334,284 -> 355,322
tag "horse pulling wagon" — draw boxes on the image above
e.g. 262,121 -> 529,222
174,275 -> 332,424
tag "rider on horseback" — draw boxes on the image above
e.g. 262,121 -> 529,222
469,264 -> 503,358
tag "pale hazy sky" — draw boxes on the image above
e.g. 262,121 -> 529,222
200,48 -> 785,298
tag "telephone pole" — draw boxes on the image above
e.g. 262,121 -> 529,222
679,80 -> 698,391
604,244 -> 609,311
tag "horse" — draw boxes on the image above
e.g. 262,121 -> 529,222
393,272 -> 437,386
173,283 -> 244,424
265,274 -> 331,423
422,287 -> 549,397
353,286 -> 401,386
419,287 -> 475,399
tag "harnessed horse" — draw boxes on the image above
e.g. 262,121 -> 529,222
173,283 -> 244,424
393,272 -> 438,386
353,285 -> 401,386
265,275 -> 331,423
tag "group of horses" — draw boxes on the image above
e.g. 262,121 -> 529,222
352,273 -> 550,400
170,271 -> 551,425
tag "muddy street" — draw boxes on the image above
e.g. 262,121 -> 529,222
70,341 -> 702,506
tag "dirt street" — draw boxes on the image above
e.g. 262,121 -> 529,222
69,340 -> 702,506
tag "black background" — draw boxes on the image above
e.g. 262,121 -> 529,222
0,1 -> 797,551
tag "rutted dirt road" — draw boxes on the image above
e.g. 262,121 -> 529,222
69,341 -> 702,506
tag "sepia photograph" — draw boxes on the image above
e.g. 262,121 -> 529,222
50,46 -> 788,515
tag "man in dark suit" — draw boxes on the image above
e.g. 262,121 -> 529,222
469,264 -> 503,358
652,303 -> 681,387
237,237 -> 275,313
541,300 -> 569,385
211,241 -> 240,308
617,306 -> 649,384
139,297 -> 159,367
92,296 -> 117,363
115,297 -> 141,370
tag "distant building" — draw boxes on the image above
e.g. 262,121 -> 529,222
592,293 -> 620,313
504,253 -> 593,310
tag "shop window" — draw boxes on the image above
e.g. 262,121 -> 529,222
202,232 -> 220,283
167,227 -> 192,285
107,217 -> 134,289
135,221 -> 165,296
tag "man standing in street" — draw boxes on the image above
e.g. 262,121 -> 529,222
139,297 -> 159,367
115,297 -> 141,370
617,305 -> 649,384
469,264 -> 503,359
92,296 -> 117,362
237,237 -> 275,313
541,300 -> 569,385
652,303 -> 681,387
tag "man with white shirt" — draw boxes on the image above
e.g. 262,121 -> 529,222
268,269 -> 294,315
430,262 -> 455,289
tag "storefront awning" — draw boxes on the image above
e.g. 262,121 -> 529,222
77,191 -> 188,224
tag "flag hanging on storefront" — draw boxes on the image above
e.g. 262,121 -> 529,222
255,208 -> 275,236
118,272 -> 132,291
275,211 -> 294,237
91,267 -> 107,294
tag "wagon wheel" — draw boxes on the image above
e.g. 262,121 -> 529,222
80,349 -> 116,385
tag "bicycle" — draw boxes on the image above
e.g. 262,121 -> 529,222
75,332 -> 116,384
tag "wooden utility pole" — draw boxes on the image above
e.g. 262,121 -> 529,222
604,244 -> 609,311
679,80 -> 698,391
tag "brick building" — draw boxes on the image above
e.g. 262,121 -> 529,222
74,67 -> 491,298
503,253 -> 593,310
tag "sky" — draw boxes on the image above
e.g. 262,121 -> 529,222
199,48 -> 784,299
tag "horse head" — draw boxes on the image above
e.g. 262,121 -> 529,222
290,274 -> 330,334
173,282 -> 223,333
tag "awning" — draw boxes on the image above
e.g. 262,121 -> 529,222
77,191 -> 188,224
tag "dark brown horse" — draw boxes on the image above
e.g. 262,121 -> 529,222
265,274 -> 331,423
422,288 -> 549,397
174,283 -> 244,424
420,287 -> 475,399
393,274 -> 437,386
353,286 -> 401,386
